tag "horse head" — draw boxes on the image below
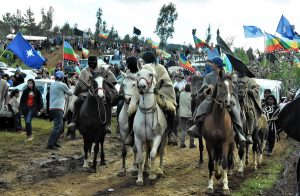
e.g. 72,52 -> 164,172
121,71 -> 138,104
215,70 -> 234,108
90,73 -> 105,99
136,65 -> 157,95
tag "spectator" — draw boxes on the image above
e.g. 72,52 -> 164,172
2,74 -> 11,86
263,94 -> 280,156
178,84 -> 195,148
262,89 -> 272,107
19,79 -> 43,141
173,72 -> 187,92
8,89 -> 22,132
7,75 -> 14,87
0,77 -> 9,111
47,71 -> 72,150
13,70 -> 25,86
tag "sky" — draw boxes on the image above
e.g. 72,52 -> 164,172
0,0 -> 299,51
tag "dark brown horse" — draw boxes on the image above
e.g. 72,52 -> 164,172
190,75 -> 204,165
203,70 -> 235,195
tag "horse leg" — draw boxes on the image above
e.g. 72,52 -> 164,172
100,141 -> 106,165
89,143 -> 95,163
198,136 -> 204,165
90,142 -> 99,173
143,142 -> 151,177
135,138 -> 144,186
245,143 -> 250,165
252,143 -> 258,170
237,141 -> 245,176
205,146 -> 214,194
221,143 -> 230,195
118,143 -> 127,177
131,145 -> 138,176
149,136 -> 162,181
82,139 -> 91,172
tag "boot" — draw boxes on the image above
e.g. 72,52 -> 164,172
124,134 -> 134,146
187,124 -> 201,138
168,133 -> 177,145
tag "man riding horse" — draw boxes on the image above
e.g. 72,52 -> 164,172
68,56 -> 117,134
188,57 -> 248,143
125,51 -> 177,145
235,69 -> 262,144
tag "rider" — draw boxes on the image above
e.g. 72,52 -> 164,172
68,56 -> 117,134
187,57 -> 247,143
236,70 -> 262,144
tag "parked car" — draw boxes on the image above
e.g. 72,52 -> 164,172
99,54 -> 122,68
0,62 -> 8,69
78,58 -> 108,70
9,79 -> 54,115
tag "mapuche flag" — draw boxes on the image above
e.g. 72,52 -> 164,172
193,34 -> 209,49
265,33 -> 291,53
63,41 -> 79,63
179,53 -> 195,73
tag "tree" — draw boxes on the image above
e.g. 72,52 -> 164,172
52,25 -> 60,34
155,2 -> 178,47
205,24 -> 211,44
2,9 -> 24,32
40,6 -> 54,34
123,34 -> 131,43
24,7 -> 40,35
95,8 -> 103,38
61,22 -> 72,36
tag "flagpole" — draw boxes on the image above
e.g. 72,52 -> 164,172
0,48 -> 8,59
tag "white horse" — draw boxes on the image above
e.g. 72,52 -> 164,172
133,65 -> 168,186
117,71 -> 139,177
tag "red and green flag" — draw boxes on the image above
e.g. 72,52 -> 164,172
179,53 -> 195,73
265,33 -> 291,53
193,34 -> 209,49
99,32 -> 108,39
63,41 -> 79,63
152,42 -> 159,49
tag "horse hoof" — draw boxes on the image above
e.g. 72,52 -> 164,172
143,170 -> 149,177
136,179 -> 143,186
228,170 -> 235,176
100,161 -> 106,166
222,189 -> 230,195
117,171 -> 126,177
131,170 -> 138,177
237,171 -> 243,177
149,174 -> 157,181
82,167 -> 90,172
89,168 -> 97,173
205,188 -> 214,194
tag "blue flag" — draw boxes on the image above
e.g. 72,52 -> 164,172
7,32 -> 45,69
243,25 -> 264,38
204,47 -> 220,60
276,15 -> 295,39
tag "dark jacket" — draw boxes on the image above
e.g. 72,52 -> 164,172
19,87 -> 43,114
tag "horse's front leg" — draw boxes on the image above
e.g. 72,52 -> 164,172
82,138 -> 91,172
205,145 -> 214,194
100,141 -> 106,165
118,142 -> 127,177
221,143 -> 230,195
237,141 -> 245,176
134,137 -> 144,186
131,146 -> 138,176
149,135 -> 162,181
198,137 -> 204,165
91,142 -> 99,173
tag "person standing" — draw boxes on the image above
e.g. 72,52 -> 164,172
19,79 -> 43,141
8,89 -> 22,132
47,71 -> 72,149
179,84 -> 195,148
0,77 -> 9,111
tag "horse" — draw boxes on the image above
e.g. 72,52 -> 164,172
235,78 -> 268,174
79,73 -> 108,173
133,65 -> 168,186
202,70 -> 235,195
190,75 -> 204,165
117,71 -> 139,177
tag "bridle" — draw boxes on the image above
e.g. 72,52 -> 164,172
137,75 -> 154,94
213,79 -> 233,107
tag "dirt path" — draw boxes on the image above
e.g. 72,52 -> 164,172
2,132 -> 298,196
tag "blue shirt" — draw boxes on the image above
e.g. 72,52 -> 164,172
49,81 -> 72,111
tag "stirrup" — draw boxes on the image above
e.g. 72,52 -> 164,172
187,125 -> 201,138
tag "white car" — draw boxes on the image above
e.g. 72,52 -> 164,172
0,62 -> 8,69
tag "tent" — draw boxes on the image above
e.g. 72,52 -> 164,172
6,34 -> 47,41
254,78 -> 283,102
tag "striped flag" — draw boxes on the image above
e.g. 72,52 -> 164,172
63,41 -> 78,63
222,53 -> 233,73
82,47 -> 89,58
99,32 -> 108,39
179,53 -> 195,73
193,34 -> 209,49
152,42 -> 159,49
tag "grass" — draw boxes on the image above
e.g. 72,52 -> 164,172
232,144 -> 294,196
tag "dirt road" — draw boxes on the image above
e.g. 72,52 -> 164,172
1,132 -> 298,196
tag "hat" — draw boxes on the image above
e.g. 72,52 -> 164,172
211,57 -> 225,68
126,56 -> 139,73
55,71 -> 64,79
142,51 -> 156,64
88,56 -> 98,67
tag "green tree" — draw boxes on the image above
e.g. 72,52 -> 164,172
123,34 -> 131,43
234,47 -> 249,65
39,6 -> 54,34
24,7 -> 39,35
2,9 -> 24,32
95,8 -> 103,38
61,22 -> 72,36
155,2 -> 178,47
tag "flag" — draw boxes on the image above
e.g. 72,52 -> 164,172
63,41 -> 79,63
179,53 -> 195,73
82,47 -> 89,58
193,34 -> 209,49
276,15 -> 295,39
281,37 -> 299,52
205,47 -> 220,60
7,32 -> 45,69
226,54 -> 255,78
216,29 -> 235,56
99,32 -> 108,39
243,25 -> 264,38
152,42 -> 159,49
74,28 -> 84,36
265,33 -> 291,53
133,27 -> 141,35
222,54 -> 233,73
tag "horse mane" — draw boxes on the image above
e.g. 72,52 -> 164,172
207,83 -> 218,114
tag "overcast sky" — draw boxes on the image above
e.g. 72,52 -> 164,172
1,0 -> 299,51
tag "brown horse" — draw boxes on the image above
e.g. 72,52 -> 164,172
203,70 -> 235,195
